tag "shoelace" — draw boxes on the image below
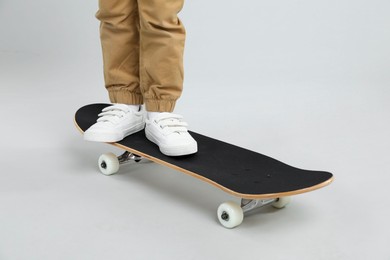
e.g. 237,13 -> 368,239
97,104 -> 130,124
154,114 -> 189,135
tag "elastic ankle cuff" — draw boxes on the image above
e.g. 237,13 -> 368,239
107,88 -> 143,105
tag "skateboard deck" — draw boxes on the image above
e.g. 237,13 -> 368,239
75,103 -> 333,228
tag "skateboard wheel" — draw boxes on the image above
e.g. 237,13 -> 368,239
98,153 -> 120,176
217,201 -> 244,229
272,197 -> 291,209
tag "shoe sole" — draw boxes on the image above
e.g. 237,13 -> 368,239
84,123 -> 145,143
145,128 -> 198,156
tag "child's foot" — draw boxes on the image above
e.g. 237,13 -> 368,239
84,104 -> 145,142
145,113 -> 198,156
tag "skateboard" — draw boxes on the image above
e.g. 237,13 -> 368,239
74,103 -> 334,228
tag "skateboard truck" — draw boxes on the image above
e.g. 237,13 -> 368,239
241,198 -> 278,213
218,199 -> 276,222
98,151 -> 143,176
217,197 -> 291,228
117,151 -> 142,164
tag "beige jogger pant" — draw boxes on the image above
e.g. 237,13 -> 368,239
96,0 -> 186,112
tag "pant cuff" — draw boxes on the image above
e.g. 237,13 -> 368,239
107,87 -> 143,105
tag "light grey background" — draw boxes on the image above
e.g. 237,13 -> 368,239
1,0 -> 389,259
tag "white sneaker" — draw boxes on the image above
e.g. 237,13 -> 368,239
145,113 -> 198,156
84,104 -> 145,142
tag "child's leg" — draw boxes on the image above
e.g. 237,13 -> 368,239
138,0 -> 186,112
95,0 -> 143,105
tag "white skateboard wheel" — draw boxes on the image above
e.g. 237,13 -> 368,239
98,153 -> 120,176
217,201 -> 244,228
272,197 -> 291,209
